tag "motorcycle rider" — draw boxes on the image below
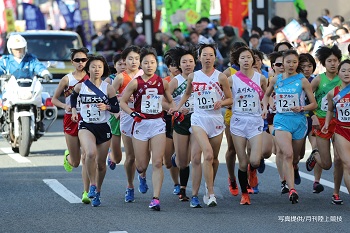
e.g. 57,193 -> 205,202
0,34 -> 52,133
0,34 -> 52,80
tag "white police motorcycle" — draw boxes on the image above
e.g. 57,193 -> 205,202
0,69 -> 57,157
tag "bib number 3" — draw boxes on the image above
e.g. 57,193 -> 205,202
141,88 -> 162,114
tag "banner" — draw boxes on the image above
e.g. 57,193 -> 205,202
200,0 -> 211,18
294,0 -> 306,14
78,0 -> 92,50
220,0 -> 248,35
3,0 -> 16,32
23,3 -> 46,30
163,0 -> 209,32
154,0 -> 162,32
123,0 -> 136,23
109,0 -> 121,22
73,8 -> 82,29
56,0 -> 74,29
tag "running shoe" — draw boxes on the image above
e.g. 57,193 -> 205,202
247,185 -> 254,194
173,184 -> 180,195
207,195 -> 217,207
138,174 -> 148,194
252,184 -> 259,194
88,185 -> 97,198
289,189 -> 299,204
149,198 -> 160,211
81,191 -> 90,204
306,149 -> 317,171
313,182 -> 324,194
281,180 -> 289,194
203,184 -> 209,205
92,192 -> 101,207
240,193 -> 251,205
228,177 -> 239,196
171,153 -> 177,167
107,150 -> 116,170
179,188 -> 189,201
248,165 -> 258,187
190,196 -> 202,208
125,188 -> 135,203
258,158 -> 265,174
294,166 -> 301,185
63,149 -> 72,172
332,194 -> 343,205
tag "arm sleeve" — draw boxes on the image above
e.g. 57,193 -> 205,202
70,90 -> 79,108
108,96 -> 120,113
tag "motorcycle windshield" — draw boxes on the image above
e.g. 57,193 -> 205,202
12,69 -> 34,79
12,69 -> 34,87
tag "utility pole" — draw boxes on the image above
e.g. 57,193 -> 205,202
141,0 -> 153,45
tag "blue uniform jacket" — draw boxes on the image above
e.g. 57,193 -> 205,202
0,53 -> 48,76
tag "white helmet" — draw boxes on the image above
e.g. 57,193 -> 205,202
7,34 -> 27,54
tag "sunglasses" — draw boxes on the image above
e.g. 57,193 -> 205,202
274,62 -> 283,67
73,58 -> 89,63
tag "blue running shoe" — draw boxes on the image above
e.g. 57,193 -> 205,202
138,174 -> 148,194
190,196 -> 202,208
149,198 -> 160,211
88,185 -> 97,198
171,154 -> 177,167
252,184 -> 259,194
107,153 -> 116,170
92,192 -> 101,207
258,158 -> 265,173
125,188 -> 135,203
173,184 -> 180,195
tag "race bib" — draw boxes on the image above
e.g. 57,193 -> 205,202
184,93 -> 194,113
76,97 -> 82,112
321,96 -> 328,111
85,104 -> 101,122
194,90 -> 217,110
141,88 -> 162,114
276,94 -> 299,113
234,94 -> 259,113
336,102 -> 350,122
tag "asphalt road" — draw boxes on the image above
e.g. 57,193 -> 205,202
0,118 -> 349,233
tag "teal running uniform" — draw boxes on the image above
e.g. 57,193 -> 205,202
273,73 -> 307,140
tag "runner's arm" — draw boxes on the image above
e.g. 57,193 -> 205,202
120,79 -> 138,115
51,75 -> 69,110
218,73 -> 233,107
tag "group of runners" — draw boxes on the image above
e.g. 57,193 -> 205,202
51,41 -> 350,210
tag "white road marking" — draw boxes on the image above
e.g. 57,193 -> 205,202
1,147 -> 31,163
266,158 -> 349,194
109,231 -> 128,233
43,179 -> 81,203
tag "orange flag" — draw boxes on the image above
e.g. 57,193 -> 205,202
123,0 -> 136,23
220,0 -> 248,35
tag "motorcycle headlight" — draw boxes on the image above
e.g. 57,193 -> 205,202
18,90 -> 33,100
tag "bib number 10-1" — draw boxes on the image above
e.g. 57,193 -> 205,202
194,90 -> 217,110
